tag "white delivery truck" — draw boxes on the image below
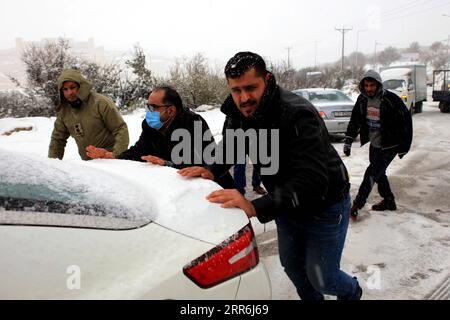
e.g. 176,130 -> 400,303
380,64 -> 427,114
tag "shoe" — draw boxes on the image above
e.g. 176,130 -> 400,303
371,199 -> 397,211
348,283 -> 363,300
337,278 -> 363,300
253,186 -> 267,195
350,203 -> 359,221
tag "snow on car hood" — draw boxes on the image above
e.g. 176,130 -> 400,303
0,149 -> 249,244
84,158 -> 249,244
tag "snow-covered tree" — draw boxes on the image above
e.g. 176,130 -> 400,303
9,38 -> 125,116
169,53 -> 228,108
377,46 -> 401,67
0,90 -> 49,118
121,45 -> 156,110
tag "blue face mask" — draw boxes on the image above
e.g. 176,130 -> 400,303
145,111 -> 164,130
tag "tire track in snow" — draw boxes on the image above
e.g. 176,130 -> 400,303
425,274 -> 450,300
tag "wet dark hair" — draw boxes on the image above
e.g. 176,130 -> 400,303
149,86 -> 183,111
224,51 -> 267,79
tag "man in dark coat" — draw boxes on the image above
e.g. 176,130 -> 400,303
178,52 -> 362,300
86,86 -> 234,188
343,70 -> 413,220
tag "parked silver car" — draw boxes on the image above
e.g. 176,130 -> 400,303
292,88 -> 355,135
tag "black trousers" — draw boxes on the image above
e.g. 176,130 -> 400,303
354,144 -> 396,208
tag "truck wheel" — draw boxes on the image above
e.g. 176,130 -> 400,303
416,101 -> 423,113
440,102 -> 450,113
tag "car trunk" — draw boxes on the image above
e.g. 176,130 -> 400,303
0,218 -> 242,299
314,101 -> 354,119
84,160 -> 250,245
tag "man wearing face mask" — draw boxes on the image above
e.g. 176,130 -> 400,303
48,69 -> 129,160
86,86 -> 235,188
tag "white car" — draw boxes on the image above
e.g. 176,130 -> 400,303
0,149 -> 271,299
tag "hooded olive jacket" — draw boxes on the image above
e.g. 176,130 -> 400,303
48,69 -> 129,160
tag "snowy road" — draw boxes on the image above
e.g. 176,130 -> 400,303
248,100 -> 450,300
0,98 -> 449,300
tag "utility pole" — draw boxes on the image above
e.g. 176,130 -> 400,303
285,46 -> 293,69
374,41 -> 381,67
447,35 -> 450,70
335,26 -> 352,71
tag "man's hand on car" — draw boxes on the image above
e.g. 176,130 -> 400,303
85,145 -> 114,159
207,189 -> 257,218
141,155 -> 166,166
177,166 -> 214,180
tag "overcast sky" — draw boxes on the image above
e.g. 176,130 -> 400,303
1,0 -> 449,69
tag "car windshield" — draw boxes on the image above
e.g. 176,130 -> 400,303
293,90 -> 305,98
307,91 -> 352,102
383,79 -> 406,91
0,149 -> 156,225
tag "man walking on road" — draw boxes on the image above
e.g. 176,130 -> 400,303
343,70 -> 413,221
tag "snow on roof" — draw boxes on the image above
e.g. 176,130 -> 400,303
0,149 -> 156,222
0,147 -> 248,244
380,68 -> 411,78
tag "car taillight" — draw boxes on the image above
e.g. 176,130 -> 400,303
319,111 -> 326,118
183,223 -> 259,288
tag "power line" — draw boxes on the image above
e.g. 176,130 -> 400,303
381,0 -> 432,17
336,0 -> 445,36
381,0 -> 450,23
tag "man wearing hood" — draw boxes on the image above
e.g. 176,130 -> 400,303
344,70 -> 412,221
48,69 -> 129,160
178,52 -> 362,300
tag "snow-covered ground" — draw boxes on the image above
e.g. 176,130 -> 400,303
253,99 -> 450,300
1,97 -> 449,300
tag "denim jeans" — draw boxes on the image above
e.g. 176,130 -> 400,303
275,193 -> 360,300
354,144 -> 396,208
233,164 -> 261,195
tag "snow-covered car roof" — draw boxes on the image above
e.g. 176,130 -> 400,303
0,149 -> 249,244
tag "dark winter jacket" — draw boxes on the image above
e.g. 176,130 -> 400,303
346,70 -> 413,155
118,108 -> 211,167
207,74 -> 350,223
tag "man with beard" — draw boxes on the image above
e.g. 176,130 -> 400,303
48,69 -> 129,160
178,52 -> 362,300
343,70 -> 412,221
86,86 -> 234,188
